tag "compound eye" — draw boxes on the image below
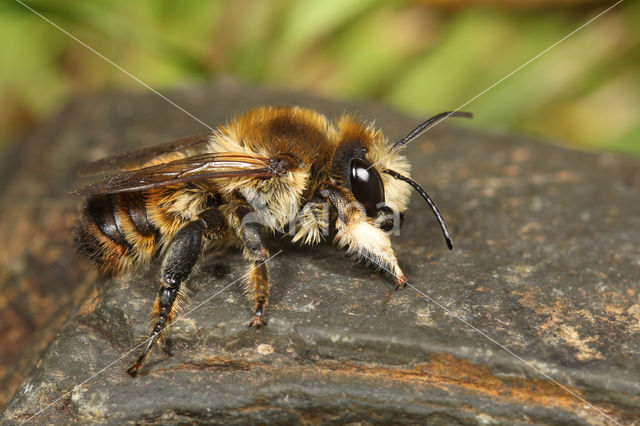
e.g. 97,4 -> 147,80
350,158 -> 385,217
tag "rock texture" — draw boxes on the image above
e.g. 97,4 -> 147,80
1,80 -> 639,424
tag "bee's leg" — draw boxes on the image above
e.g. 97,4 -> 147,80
225,199 -> 270,328
321,184 -> 407,289
127,208 -> 226,377
246,261 -> 269,328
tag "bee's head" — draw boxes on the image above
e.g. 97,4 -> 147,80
331,111 -> 472,249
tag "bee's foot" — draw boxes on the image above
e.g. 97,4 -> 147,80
248,301 -> 267,328
248,315 -> 267,329
394,275 -> 407,291
127,363 -> 141,377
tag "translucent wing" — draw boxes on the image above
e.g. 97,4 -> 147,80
76,152 -> 275,196
78,133 -> 213,177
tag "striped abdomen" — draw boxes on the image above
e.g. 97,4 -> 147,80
75,192 -> 161,274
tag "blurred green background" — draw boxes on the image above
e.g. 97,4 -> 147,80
1,0 -> 638,154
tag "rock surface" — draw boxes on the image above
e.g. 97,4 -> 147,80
1,80 -> 639,424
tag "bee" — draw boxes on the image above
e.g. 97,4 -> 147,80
74,106 -> 471,376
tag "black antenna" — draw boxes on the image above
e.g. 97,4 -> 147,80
391,111 -> 473,153
383,169 -> 453,250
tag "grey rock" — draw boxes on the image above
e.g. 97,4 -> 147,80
2,80 -> 639,424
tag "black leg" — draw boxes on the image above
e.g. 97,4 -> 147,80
226,197 -> 270,328
127,213 -> 208,377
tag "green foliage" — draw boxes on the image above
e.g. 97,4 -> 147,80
1,0 -> 638,154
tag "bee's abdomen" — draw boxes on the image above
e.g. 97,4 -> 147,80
87,195 -> 130,247
75,192 -> 159,274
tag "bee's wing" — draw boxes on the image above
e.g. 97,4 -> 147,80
77,133 -> 213,177
75,152 -> 274,196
